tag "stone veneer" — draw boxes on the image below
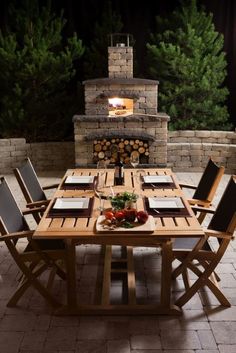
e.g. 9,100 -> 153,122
167,130 -> 236,173
83,78 -> 158,116
73,113 -> 169,167
0,138 -> 74,174
108,46 -> 133,78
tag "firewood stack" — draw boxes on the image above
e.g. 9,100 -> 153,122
93,138 -> 149,165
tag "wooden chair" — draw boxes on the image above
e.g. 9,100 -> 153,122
172,175 -> 236,308
0,177 -> 66,308
14,157 -> 59,222
179,158 -> 225,223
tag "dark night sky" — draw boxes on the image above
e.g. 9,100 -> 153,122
1,0 -> 236,126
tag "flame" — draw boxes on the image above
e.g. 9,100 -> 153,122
109,97 -> 124,108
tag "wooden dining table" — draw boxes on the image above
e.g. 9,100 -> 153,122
33,167 -> 205,315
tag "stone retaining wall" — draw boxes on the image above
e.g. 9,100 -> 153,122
0,138 -> 74,174
167,130 -> 236,173
0,130 -> 235,174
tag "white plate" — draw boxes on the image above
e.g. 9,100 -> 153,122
143,175 -> 172,183
53,198 -> 89,210
148,197 -> 184,209
96,215 -> 155,234
65,176 -> 94,184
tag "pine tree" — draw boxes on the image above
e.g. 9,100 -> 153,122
84,0 -> 123,79
0,0 -> 84,141
146,0 -> 231,130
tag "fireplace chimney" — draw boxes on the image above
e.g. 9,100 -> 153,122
108,33 -> 133,79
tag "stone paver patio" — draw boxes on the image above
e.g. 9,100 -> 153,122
0,171 -> 236,353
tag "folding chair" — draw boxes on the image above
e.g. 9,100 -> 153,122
179,158 -> 225,223
0,177 -> 66,308
14,157 -> 59,222
172,175 -> 236,308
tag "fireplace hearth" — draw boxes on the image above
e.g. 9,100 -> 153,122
73,33 -> 169,167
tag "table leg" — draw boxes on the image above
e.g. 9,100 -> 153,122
65,239 -> 77,308
161,240 -> 174,308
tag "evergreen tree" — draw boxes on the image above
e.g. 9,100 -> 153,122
147,0 -> 231,130
84,0 -> 123,79
0,0 -> 84,141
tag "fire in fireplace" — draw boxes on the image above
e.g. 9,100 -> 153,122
108,97 -> 133,116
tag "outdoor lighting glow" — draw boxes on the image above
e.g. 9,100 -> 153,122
109,97 -> 124,108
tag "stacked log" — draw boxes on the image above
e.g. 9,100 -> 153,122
93,138 -> 149,164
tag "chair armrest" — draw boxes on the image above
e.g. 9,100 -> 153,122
179,182 -> 197,190
188,198 -> 211,207
42,183 -> 59,190
0,230 -> 34,242
26,200 -> 50,208
191,206 -> 215,214
204,229 -> 233,240
22,206 -> 46,216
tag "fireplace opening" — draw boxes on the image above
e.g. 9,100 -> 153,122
93,137 -> 149,165
108,97 -> 133,116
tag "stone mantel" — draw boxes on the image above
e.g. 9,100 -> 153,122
84,129 -> 156,141
83,77 -> 159,85
73,113 -> 170,123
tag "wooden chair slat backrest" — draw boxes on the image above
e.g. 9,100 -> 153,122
14,158 -> 47,204
193,158 -> 225,202
0,177 -> 28,234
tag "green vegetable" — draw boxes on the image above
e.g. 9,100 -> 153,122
109,191 -> 138,210
121,221 -> 134,228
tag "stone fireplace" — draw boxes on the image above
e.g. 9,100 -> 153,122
73,33 -> 169,167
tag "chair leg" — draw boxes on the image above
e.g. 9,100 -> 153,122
182,268 -> 190,290
175,240 -> 231,307
7,262 -> 61,308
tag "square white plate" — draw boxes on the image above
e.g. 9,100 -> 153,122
65,176 -> 94,184
148,197 -> 184,209
143,175 -> 172,183
53,198 -> 89,210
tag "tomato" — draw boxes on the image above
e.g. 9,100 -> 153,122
114,210 -> 125,221
104,210 -> 115,220
137,210 -> 149,224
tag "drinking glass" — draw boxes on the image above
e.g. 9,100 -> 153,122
97,159 -> 107,174
135,169 -> 146,195
94,175 -> 106,211
130,152 -> 139,169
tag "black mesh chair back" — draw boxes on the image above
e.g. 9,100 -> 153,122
14,158 -> 46,203
0,177 -> 28,233
208,175 -> 236,233
193,158 -> 223,201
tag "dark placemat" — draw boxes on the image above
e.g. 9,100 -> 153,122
140,176 -> 176,189
60,176 -> 97,190
142,182 -> 176,189
47,197 -> 94,218
143,197 -> 191,218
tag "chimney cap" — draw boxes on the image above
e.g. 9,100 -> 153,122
109,33 -> 133,47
